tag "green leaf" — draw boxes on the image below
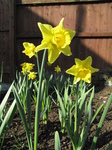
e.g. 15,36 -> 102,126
0,82 -> 14,115
107,144 -> 112,150
91,104 -> 104,124
0,62 -> 3,83
55,88 -> 66,118
77,86 -> 94,149
40,107 -> 47,119
90,93 -> 112,150
68,98 -> 73,131
55,131 -> 61,150
26,88 -> 32,130
64,86 -> 68,108
26,87 -> 33,149
13,86 -> 31,149
0,99 -> 16,137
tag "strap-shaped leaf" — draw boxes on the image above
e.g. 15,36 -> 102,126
55,88 -> 66,118
13,86 -> 31,149
0,99 -> 16,137
91,93 -> 112,150
55,131 -> 61,150
0,82 -> 14,115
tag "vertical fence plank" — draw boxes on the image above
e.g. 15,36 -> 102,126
9,0 -> 15,79
0,0 -> 15,82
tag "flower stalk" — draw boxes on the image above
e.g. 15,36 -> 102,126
74,82 -> 79,149
34,49 -> 46,150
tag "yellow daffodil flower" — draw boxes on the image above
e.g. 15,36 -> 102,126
22,42 -> 36,58
35,18 -> 76,64
66,56 -> 99,84
55,65 -> 61,73
28,72 -> 37,80
21,62 -> 35,75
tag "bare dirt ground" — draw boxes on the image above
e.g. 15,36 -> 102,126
1,70 -> 112,150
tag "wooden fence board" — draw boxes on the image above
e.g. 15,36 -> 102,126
16,3 -> 112,36
16,0 -> 102,5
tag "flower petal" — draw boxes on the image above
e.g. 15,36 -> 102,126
53,18 -> 64,31
90,66 -> 99,73
35,41 -> 49,52
60,46 -> 72,56
83,56 -> 99,73
38,23 -> 52,40
75,58 -> 82,67
66,65 -> 76,76
23,42 -> 29,48
84,72 -> 91,83
73,77 -> 80,84
83,56 -> 92,66
67,29 -> 76,40
48,46 -> 60,64
59,18 -> 64,27
75,56 -> 92,67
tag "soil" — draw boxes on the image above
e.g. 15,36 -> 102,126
1,70 -> 112,150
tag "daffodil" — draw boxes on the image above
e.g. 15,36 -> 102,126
55,65 -> 61,73
66,56 -> 99,84
21,62 -> 35,75
35,18 -> 76,64
28,72 -> 37,80
22,42 -> 36,58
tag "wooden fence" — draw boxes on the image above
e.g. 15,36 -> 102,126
0,0 -> 112,82
0,0 -> 14,82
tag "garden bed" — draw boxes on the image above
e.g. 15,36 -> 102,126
2,70 -> 112,150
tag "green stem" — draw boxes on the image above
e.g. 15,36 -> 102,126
36,53 -> 40,75
34,49 -> 46,150
74,82 -> 79,149
72,142 -> 76,150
